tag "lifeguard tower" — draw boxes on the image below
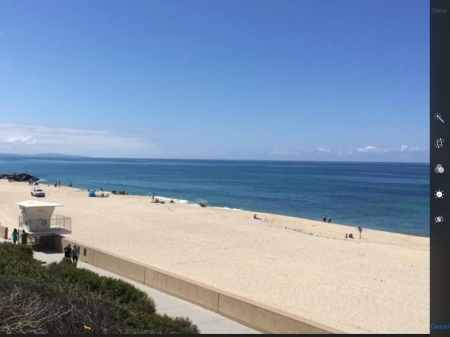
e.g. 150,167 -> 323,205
17,200 -> 72,248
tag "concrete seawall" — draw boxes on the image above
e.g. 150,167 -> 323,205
55,236 -> 342,334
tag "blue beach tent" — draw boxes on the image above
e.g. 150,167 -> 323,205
88,190 -> 96,197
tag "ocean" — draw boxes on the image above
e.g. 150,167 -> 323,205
0,156 -> 430,237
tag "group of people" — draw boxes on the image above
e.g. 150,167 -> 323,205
11,228 -> 27,245
28,180 -> 39,186
345,227 -> 363,239
112,190 -> 127,195
54,181 -> 61,187
321,216 -> 363,239
323,216 -> 332,223
12,229 -> 79,266
63,244 -> 79,266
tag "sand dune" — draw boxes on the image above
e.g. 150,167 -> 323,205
0,180 -> 429,334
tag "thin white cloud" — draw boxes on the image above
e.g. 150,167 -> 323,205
356,145 -> 427,155
5,136 -> 37,145
0,123 -> 160,157
399,146 -> 427,153
356,145 -> 380,153
410,147 -> 427,152
267,149 -> 289,156
0,123 -> 429,160
266,149 -> 307,157
318,147 -> 331,153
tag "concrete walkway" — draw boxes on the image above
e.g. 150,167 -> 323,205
0,239 -> 260,334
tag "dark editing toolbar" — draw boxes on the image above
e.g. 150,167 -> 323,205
431,0 -> 450,334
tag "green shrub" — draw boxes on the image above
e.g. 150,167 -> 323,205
0,281 -> 123,334
0,242 -> 48,282
48,260 -> 156,314
47,260 -> 103,292
0,242 -> 198,334
15,243 -> 34,257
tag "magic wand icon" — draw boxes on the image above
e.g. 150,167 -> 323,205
435,113 -> 444,123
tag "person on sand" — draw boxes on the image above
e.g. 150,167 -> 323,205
349,233 -> 354,239
254,214 -> 259,220
358,227 -> 363,239
11,228 -> 19,245
328,217 -> 332,223
323,216 -> 326,222
345,234 -> 348,239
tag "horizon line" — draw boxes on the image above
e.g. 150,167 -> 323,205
0,153 -> 430,165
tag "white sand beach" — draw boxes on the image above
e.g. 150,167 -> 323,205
0,180 -> 430,334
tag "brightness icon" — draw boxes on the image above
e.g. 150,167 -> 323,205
434,190 -> 444,198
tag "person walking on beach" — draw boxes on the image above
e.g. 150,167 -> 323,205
72,245 -> 79,266
328,217 -> 332,223
358,227 -> 363,239
11,228 -> 19,245
64,244 -> 72,259
323,216 -> 326,222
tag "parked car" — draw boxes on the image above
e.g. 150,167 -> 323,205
31,188 -> 45,197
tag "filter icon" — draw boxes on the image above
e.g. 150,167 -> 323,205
435,164 -> 445,173
435,216 -> 444,224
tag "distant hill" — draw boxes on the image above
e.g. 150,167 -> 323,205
34,153 -> 89,158
0,153 -> 89,158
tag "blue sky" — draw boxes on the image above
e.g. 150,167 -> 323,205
0,0 -> 429,161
